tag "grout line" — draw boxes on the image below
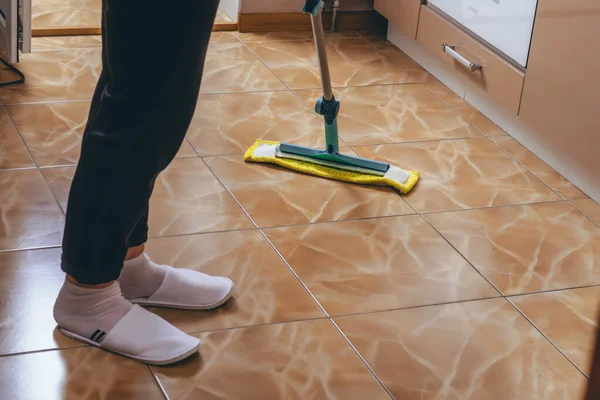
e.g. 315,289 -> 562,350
80,0 -> 101,25
568,199 -> 600,229
417,199 -> 567,216
200,158 -> 330,318
506,298 -> 590,379
0,343 -> 88,360
147,365 -> 171,400
506,284 -> 600,299
329,318 -> 395,399
184,316 -> 330,337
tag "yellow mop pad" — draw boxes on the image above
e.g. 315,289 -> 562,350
244,140 -> 420,194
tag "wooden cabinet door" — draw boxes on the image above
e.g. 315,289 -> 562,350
374,0 -> 422,39
519,0 -> 600,179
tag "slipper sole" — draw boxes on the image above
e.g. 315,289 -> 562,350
128,281 -> 234,311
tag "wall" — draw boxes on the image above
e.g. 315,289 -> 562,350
239,0 -> 374,13
219,0 -> 240,21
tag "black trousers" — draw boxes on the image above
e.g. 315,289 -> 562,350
61,0 -> 220,285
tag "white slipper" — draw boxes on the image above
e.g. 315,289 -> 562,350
59,304 -> 200,366
127,266 -> 234,310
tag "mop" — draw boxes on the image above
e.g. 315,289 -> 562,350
244,0 -> 419,194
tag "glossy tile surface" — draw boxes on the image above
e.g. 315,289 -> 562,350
427,203 -> 600,295
236,30 -> 359,42
143,230 -> 324,333
493,136 -> 588,200
207,155 -> 415,227
0,248 -> 78,355
369,38 -> 437,83
298,85 -> 482,146
336,299 -> 588,400
265,216 -> 498,315
573,199 -> 600,225
512,286 -> 600,375
152,320 -> 389,400
0,108 -> 34,170
0,347 -> 164,400
188,91 -> 324,156
0,169 -> 64,251
32,0 -> 98,30
0,49 -> 101,104
355,139 -> 561,213
31,35 -> 102,51
249,38 -> 415,89
201,41 -> 286,94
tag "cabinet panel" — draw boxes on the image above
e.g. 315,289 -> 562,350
374,0 -> 422,39
519,0 -> 600,179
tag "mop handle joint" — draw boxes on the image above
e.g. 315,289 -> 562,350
315,96 -> 340,125
303,0 -> 323,16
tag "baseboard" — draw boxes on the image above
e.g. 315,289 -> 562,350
238,10 -> 387,32
32,22 -> 237,37
387,24 -> 600,203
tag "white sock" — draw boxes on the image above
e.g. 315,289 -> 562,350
53,281 -> 133,341
118,253 -> 167,300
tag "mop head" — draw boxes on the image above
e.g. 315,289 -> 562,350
244,140 -> 420,194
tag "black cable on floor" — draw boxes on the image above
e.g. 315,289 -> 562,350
0,56 -> 25,87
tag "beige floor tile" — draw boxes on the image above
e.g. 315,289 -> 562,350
297,85 -> 482,146
493,136 -> 588,200
424,82 -> 508,137
0,347 -> 163,400
209,32 -> 240,43
189,91 -> 324,156
0,169 -> 64,251
368,38 -> 438,83
32,35 -> 102,51
207,155 -> 415,227
264,216 -> 498,316
355,138 -> 561,213
201,41 -> 286,94
32,0 -> 98,29
336,298 -> 588,400
236,31 -> 359,43
10,100 -> 197,167
0,49 -> 101,104
0,108 -> 34,170
82,0 -> 101,20
427,203 -> 600,295
511,286 -> 600,375
143,230 -> 324,333
573,199 -> 600,225
0,248 -> 79,355
151,320 -> 389,400
42,158 -> 252,235
248,38 -> 416,89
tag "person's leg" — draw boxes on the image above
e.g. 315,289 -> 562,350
54,0 -> 226,365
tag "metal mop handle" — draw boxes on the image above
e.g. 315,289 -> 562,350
304,0 -> 333,101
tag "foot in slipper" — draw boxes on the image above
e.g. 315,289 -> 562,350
54,281 -> 200,366
118,253 -> 234,310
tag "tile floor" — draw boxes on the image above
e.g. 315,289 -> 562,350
31,0 -> 233,30
0,30 -> 599,399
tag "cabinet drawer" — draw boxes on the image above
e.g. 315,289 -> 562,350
416,6 -> 525,114
374,0 -> 422,39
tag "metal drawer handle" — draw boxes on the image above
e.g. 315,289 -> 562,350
442,44 -> 482,72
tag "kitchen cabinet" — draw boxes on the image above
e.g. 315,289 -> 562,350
519,0 -> 600,181
374,0 -> 422,39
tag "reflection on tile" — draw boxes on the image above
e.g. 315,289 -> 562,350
42,159 -> 252,235
512,286 -> 600,375
208,155 -> 415,227
0,347 -> 164,400
215,9 -> 233,23
369,38 -> 437,83
493,136 -> 587,200
336,299 -> 588,400
265,216 -> 498,315
297,85 -> 482,146
355,139 -> 561,213
32,35 -> 102,51
425,82 -> 507,137
149,158 -> 253,236
152,320 -> 389,400
0,248 -> 78,355
189,91 -> 324,156
236,31 -> 359,42
32,0 -> 98,30
143,230 -> 323,333
427,203 -> 600,295
355,29 -> 388,39
209,32 -> 240,43
0,108 -> 34,170
82,0 -> 101,20
248,38 -> 415,89
0,49 -> 101,104
0,169 -> 64,251
9,101 -> 90,167
573,199 -> 600,225
201,41 -> 286,94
